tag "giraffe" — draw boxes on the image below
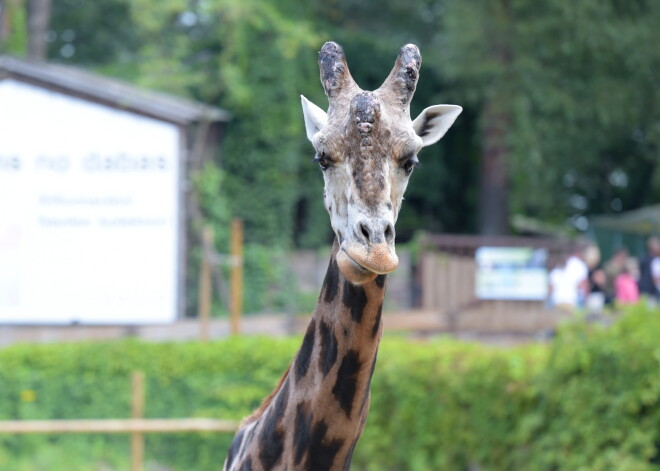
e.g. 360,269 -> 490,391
223,41 -> 461,471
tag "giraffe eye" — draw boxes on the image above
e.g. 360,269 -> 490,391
313,153 -> 331,171
402,156 -> 419,175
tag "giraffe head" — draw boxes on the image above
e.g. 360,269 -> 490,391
302,42 -> 461,284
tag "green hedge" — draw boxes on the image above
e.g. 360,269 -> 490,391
1,305 -> 660,470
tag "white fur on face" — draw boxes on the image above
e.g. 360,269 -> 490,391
317,126 -> 422,246
300,43 -> 461,281
322,161 -> 353,244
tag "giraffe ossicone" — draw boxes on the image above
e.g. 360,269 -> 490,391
223,41 -> 461,471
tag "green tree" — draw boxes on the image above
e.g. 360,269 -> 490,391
15,0 -> 660,243
48,0 -> 140,75
438,0 -> 660,233
128,0 -> 323,247
0,0 -> 28,54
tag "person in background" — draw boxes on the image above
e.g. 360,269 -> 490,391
589,268 -> 612,307
638,236 -> 660,303
584,244 -> 609,311
604,247 -> 628,301
548,247 -> 589,312
615,257 -> 640,305
548,254 -> 572,311
565,245 -> 590,308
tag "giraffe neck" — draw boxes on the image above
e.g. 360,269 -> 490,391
224,240 -> 386,471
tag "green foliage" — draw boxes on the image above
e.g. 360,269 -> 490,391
0,337 -> 299,471
241,244 -> 300,314
439,0 -> 660,227
48,0 -> 140,68
3,305 -> 660,470
125,0 -> 325,247
194,161 -> 231,248
0,0 -> 28,55
18,0 -> 660,244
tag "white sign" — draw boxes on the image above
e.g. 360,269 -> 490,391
0,79 -> 180,324
475,247 -> 548,300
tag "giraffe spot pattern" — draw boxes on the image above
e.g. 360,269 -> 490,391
319,320 -> 338,377
294,402 -> 313,465
342,440 -> 359,471
294,402 -> 344,470
372,303 -> 383,338
225,427 -> 245,470
257,379 -> 290,469
296,320 -> 316,383
375,274 -> 387,288
360,353 -> 378,415
240,456 -> 253,471
306,419 -> 344,471
332,349 -> 362,418
323,258 -> 340,304
342,281 -> 368,324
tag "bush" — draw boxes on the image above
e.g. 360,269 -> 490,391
1,304 -> 660,470
0,338 -> 299,471
359,305 -> 660,471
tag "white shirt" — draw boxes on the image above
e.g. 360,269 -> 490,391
550,256 -> 588,307
550,267 -> 575,306
565,255 -> 589,286
651,257 -> 660,289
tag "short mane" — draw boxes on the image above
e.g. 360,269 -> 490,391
240,364 -> 292,427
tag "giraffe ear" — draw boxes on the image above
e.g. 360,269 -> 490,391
301,95 -> 327,142
412,105 -> 462,147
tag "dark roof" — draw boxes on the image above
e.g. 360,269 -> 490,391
0,55 -> 230,126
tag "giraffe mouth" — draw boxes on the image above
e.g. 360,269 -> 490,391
341,249 -> 371,273
336,247 -> 379,285
337,241 -> 399,283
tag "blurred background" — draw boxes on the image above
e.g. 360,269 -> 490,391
1,0 -> 660,470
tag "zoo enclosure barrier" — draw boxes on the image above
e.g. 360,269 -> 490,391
0,371 -> 239,471
417,233 -> 579,334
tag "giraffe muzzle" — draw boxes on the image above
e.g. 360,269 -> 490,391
337,240 -> 399,284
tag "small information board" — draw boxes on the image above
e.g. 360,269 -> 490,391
475,247 -> 548,301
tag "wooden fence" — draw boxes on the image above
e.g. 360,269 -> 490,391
418,234 -> 577,334
0,371 -> 239,471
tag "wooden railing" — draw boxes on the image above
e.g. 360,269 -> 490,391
0,372 -> 239,471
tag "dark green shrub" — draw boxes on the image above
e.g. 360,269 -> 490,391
1,304 -> 660,470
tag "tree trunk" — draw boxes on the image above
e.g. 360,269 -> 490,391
0,0 -> 9,45
26,0 -> 50,59
478,0 -> 512,236
478,99 -> 510,235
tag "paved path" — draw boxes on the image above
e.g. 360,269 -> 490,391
0,307 -> 567,348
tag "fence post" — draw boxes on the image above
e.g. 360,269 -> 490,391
131,371 -> 145,471
230,219 -> 243,335
198,226 -> 214,342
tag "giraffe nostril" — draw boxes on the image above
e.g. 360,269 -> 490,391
384,224 -> 394,243
360,223 -> 370,242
